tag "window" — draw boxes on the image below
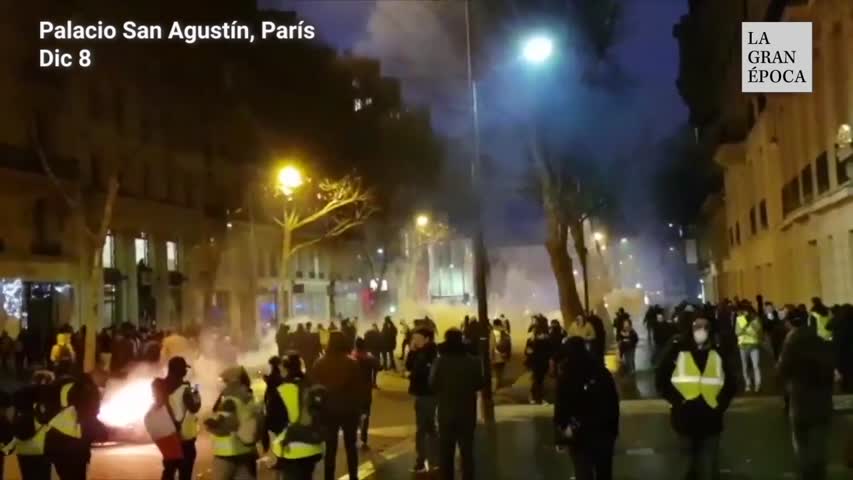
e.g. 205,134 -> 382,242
801,164 -> 813,203
353,98 -> 363,112
759,200 -> 768,229
735,222 -> 741,245
364,97 -> 373,106
166,241 -> 178,271
749,207 -> 757,235
135,234 -> 149,265
102,233 -> 115,268
816,152 -> 829,193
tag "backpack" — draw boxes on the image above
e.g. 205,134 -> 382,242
283,384 -> 328,445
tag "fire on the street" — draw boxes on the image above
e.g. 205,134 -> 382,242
98,379 -> 153,428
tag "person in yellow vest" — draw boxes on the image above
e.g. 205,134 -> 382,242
657,312 -> 736,480
567,315 -> 597,346
162,357 -> 201,480
735,303 -> 763,392
11,370 -> 55,480
43,358 -> 103,480
49,332 -> 76,369
204,366 -> 260,480
810,297 -> 834,342
269,353 -> 324,480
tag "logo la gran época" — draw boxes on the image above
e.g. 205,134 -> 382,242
742,22 -> 812,93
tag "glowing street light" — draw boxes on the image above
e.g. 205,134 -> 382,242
276,165 -> 304,196
415,214 -> 430,228
521,34 -> 554,65
635,283 -> 643,289
620,238 -> 628,244
593,232 -> 605,242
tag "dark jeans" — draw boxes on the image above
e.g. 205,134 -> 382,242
162,440 -> 197,480
414,396 -> 438,468
52,454 -> 88,480
677,435 -> 719,480
438,419 -> 475,480
791,422 -> 829,480
279,455 -> 321,480
531,369 -> 547,403
620,348 -> 636,374
380,350 -> 396,370
568,436 -> 614,480
324,414 -> 359,480
359,402 -> 372,445
18,455 -> 52,480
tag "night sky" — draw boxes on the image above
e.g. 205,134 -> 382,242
262,0 -> 691,240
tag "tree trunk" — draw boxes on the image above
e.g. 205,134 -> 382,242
83,247 -> 103,373
544,211 -> 584,329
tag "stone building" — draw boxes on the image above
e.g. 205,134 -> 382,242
677,0 -> 853,304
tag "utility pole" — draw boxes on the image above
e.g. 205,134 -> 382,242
465,0 -> 494,424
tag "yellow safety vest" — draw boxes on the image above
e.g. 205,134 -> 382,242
16,418 -> 47,456
271,383 -> 324,460
670,350 -> 725,408
736,315 -> 760,346
168,385 -> 198,441
47,382 -> 82,439
812,312 -> 833,341
211,396 -> 255,457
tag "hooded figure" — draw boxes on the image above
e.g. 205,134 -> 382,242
49,333 -> 76,367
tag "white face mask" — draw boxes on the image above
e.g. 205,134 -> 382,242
693,329 -> 709,345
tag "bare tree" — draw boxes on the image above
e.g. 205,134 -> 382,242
31,119 -> 120,373
274,174 -> 377,321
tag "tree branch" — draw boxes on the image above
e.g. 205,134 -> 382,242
30,118 -> 85,222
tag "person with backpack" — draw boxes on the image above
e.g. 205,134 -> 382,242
205,366 -> 261,480
49,330 -> 76,370
308,331 -> 367,480
778,307 -> 836,479
270,353 -> 325,480
161,357 -> 201,480
11,370 -> 55,480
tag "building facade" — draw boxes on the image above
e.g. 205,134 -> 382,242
678,0 -> 853,304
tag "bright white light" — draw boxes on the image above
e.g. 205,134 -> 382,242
669,246 -> 676,252
449,264 -> 455,269
644,294 -> 650,306
593,232 -> 605,242
619,261 -> 624,265
226,222 -> 233,229
700,279 -> 705,284
369,279 -> 378,290
377,248 -> 384,255
389,305 -> 396,314
668,223 -> 674,228
620,238 -> 628,244
600,245 -> 607,251
380,279 -> 388,292
635,283 -> 643,289
415,215 -> 429,228
1,279 -> 23,319
522,35 -> 554,64
573,270 -> 579,275
98,379 -> 153,427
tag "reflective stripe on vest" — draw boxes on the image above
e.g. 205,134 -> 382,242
271,383 -> 323,460
169,385 -> 198,440
812,313 -> 832,341
16,419 -> 47,456
211,396 -> 254,457
48,383 -> 81,439
736,316 -> 759,346
670,350 -> 724,408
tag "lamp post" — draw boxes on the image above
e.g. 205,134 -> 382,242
276,164 -> 304,324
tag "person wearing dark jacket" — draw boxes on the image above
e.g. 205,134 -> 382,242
380,317 -> 398,371
308,331 -> 367,480
161,357 -> 202,480
303,323 -> 322,370
554,337 -> 619,480
0,389 -> 11,480
352,338 -> 380,449
587,314 -> 607,364
430,328 -> 484,480
656,312 -> 736,480
616,320 -> 639,374
262,356 -> 286,453
525,325 -> 553,404
777,309 -> 835,480
405,328 -> 439,472
363,325 -> 383,370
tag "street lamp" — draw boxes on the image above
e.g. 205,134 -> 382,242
593,232 -> 605,242
415,214 -> 430,228
277,165 -> 303,196
521,34 -> 555,64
